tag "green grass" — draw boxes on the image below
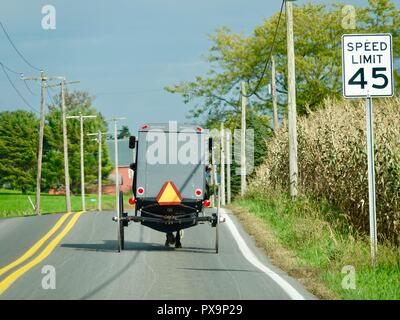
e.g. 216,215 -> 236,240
0,188 -> 133,218
232,191 -> 400,300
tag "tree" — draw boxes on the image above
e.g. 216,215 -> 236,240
0,111 -> 39,193
118,125 -> 130,139
43,91 -> 112,192
227,110 -> 272,196
166,0 -> 399,122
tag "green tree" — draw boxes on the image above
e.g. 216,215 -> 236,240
227,110 -> 272,197
43,91 -> 112,192
0,110 -> 39,193
118,125 -> 130,139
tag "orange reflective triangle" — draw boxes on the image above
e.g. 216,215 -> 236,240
156,181 -> 183,205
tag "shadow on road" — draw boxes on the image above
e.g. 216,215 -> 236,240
61,241 -> 216,254
61,240 -> 174,253
78,229 -> 145,299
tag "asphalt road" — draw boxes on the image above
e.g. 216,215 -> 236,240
0,209 -> 315,300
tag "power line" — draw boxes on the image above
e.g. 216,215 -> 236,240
0,61 -> 21,75
243,0 -> 285,99
47,86 -> 59,104
47,88 -> 56,106
0,61 -> 37,96
0,21 -> 42,72
23,79 -> 37,96
0,62 -> 38,114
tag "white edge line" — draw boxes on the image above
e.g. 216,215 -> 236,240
221,209 -> 306,300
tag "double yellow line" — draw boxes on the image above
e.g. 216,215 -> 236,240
0,211 -> 84,295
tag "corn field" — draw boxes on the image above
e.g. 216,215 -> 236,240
249,97 -> 400,243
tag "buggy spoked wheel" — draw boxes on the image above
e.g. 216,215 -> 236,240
118,218 -> 124,252
212,212 -> 219,254
117,191 -> 125,252
215,220 -> 219,254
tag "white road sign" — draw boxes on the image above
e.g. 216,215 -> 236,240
342,34 -> 393,98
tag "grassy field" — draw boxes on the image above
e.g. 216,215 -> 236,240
230,191 -> 400,300
0,189 -> 133,218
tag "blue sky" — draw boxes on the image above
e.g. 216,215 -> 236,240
0,0 -> 397,133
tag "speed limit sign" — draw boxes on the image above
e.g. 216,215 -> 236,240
342,33 -> 395,264
342,34 -> 393,98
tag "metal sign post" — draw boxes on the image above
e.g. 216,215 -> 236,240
342,33 -> 394,265
366,94 -> 377,264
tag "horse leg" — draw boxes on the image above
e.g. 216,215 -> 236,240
165,232 -> 173,246
175,229 -> 182,248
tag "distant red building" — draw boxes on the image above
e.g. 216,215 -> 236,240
48,188 -> 66,195
48,139 -> 135,195
103,167 -> 133,194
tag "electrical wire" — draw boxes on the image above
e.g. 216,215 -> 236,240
46,87 -> 57,106
0,60 -> 37,97
0,21 -> 42,72
243,0 -> 285,98
0,62 -> 39,114
47,85 -> 56,94
0,61 -> 21,75
23,79 -> 37,96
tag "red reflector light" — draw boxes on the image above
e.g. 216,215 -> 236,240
137,187 -> 144,195
128,197 -> 137,205
202,199 -> 211,207
195,188 -> 202,196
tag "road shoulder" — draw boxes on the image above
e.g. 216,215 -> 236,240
225,205 -> 334,300
221,207 -> 318,300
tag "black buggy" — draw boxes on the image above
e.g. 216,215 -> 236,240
113,123 -> 221,253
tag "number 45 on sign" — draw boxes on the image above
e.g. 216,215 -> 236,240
342,34 -> 394,98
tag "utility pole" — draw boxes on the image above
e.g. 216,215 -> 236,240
36,75 -> 45,216
109,117 -> 126,217
226,129 -> 231,204
271,55 -> 279,131
97,131 -> 103,212
220,123 -> 226,206
211,138 -> 218,207
240,81 -> 247,197
286,0 -> 298,200
67,113 -> 97,211
47,79 -> 80,213
210,138 -> 215,207
88,131 -> 107,211
21,72 -> 64,215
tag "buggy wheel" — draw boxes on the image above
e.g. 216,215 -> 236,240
117,191 -> 125,252
215,221 -> 219,253
118,218 -> 124,252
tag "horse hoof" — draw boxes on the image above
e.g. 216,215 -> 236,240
167,234 -> 175,245
175,242 -> 182,248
